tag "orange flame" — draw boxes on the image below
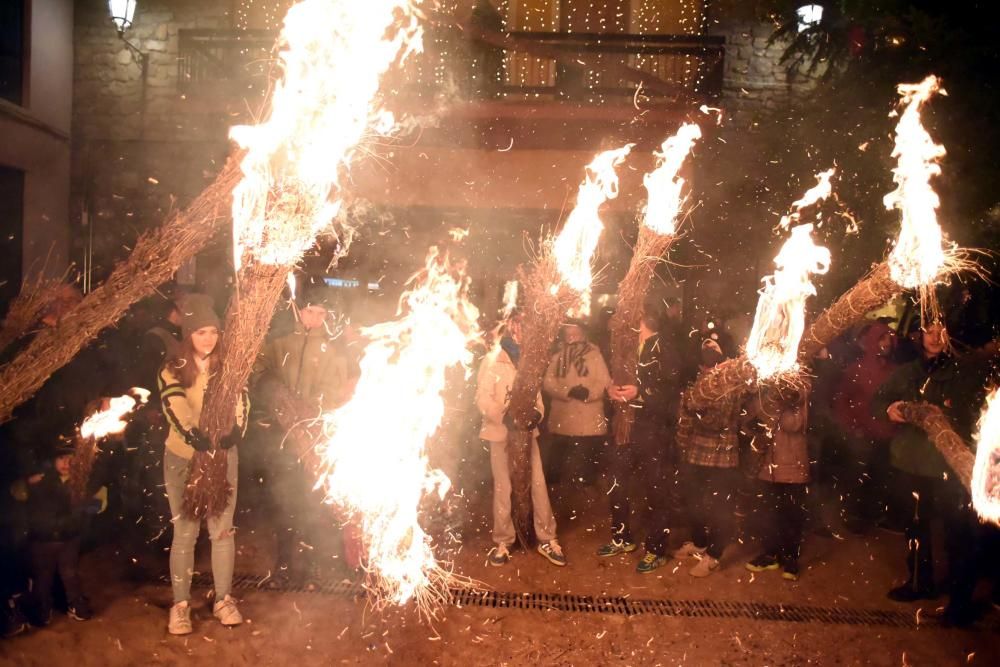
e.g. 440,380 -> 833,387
779,168 -> 835,230
553,145 -> 633,293
315,247 -> 480,605
229,0 -> 424,269
79,388 -> 150,440
972,388 -> 1000,526
746,224 -> 831,379
884,75 -> 948,289
641,123 -> 702,236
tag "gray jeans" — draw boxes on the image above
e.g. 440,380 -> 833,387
163,448 -> 238,603
488,437 -> 557,546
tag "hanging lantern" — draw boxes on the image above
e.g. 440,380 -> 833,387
108,0 -> 138,35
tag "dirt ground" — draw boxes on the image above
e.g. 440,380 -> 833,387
2,478 -> 998,666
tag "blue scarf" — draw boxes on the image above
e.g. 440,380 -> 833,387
500,336 -> 520,366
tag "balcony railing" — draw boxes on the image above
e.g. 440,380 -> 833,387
177,26 -> 724,104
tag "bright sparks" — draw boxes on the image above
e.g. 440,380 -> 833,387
779,168 -> 835,230
553,145 -> 633,293
79,388 -> 150,440
884,75 -> 948,289
229,0 -> 424,269
315,247 -> 480,608
501,280 -> 519,319
972,388 -> 1000,526
641,123 -> 702,236
746,224 -> 831,379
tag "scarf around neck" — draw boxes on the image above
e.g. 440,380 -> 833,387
556,341 -> 592,378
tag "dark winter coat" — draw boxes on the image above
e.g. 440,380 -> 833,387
630,332 -> 682,432
26,472 -> 93,542
872,353 -> 988,478
831,322 -> 899,442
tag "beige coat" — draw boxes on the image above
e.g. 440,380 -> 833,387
758,402 -> 810,484
542,344 -> 611,437
476,347 -> 543,442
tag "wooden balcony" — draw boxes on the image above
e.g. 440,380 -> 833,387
177,25 -> 724,106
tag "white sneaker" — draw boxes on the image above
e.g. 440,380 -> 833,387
672,541 -> 707,560
212,595 -> 243,626
689,553 -> 720,578
168,601 -> 192,635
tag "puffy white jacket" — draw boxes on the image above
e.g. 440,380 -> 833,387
475,347 -> 543,442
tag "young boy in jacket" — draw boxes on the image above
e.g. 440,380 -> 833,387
745,385 -> 810,580
23,441 -> 105,625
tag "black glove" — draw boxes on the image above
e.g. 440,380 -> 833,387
503,409 -> 543,432
567,385 -> 589,401
220,425 -> 243,450
189,428 -> 212,452
524,409 -> 543,431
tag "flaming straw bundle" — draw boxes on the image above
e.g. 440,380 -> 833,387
553,145 -> 633,314
884,75 -> 948,322
802,76 -> 971,360
506,146 -> 630,544
609,123 -> 701,444
972,388 -> 1000,525
188,0 -> 426,519
315,247 -> 480,612
70,388 -> 150,504
745,224 -> 830,380
689,174 -> 835,409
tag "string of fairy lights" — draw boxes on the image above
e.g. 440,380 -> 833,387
232,1 -> 711,100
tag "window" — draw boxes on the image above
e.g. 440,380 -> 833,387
0,0 -> 28,105
0,166 -> 25,313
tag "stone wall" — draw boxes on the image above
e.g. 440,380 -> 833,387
72,0 -> 234,280
70,0 -> 818,297
714,20 -> 823,126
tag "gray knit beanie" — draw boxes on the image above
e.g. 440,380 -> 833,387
177,293 -> 221,339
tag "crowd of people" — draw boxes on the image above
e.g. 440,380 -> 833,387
476,292 -> 1000,628
1,279 -> 999,639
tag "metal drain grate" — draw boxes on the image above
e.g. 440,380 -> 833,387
185,573 -> 975,630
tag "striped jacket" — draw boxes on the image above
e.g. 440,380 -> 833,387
159,365 -> 249,460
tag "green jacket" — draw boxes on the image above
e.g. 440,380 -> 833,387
258,324 -> 350,413
872,353 -> 986,478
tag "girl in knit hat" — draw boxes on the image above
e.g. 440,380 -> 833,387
157,294 -> 249,635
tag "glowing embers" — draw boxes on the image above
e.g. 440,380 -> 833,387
641,123 -> 702,236
315,247 -> 480,609
972,388 -> 1000,526
229,0 -> 424,269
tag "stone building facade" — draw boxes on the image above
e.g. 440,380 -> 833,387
70,0 -> 821,308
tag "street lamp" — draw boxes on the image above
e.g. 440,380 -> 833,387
108,0 -> 138,36
796,4 -> 823,33
106,0 -> 148,136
